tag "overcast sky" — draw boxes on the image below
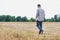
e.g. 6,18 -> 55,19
0,0 -> 60,19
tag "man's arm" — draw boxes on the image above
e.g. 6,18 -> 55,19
36,10 -> 39,19
43,10 -> 45,21
43,10 -> 45,18
36,14 -> 38,19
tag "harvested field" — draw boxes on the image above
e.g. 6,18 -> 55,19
0,22 -> 60,40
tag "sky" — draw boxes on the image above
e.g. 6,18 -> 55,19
0,0 -> 60,19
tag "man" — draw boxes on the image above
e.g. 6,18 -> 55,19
36,4 -> 45,34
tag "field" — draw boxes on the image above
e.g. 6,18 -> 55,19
0,22 -> 60,40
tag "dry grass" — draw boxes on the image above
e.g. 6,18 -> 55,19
0,22 -> 60,40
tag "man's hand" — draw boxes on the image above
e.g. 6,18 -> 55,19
35,18 -> 37,21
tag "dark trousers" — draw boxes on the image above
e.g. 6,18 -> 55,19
36,20 -> 43,31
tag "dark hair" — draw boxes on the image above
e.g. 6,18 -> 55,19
37,4 -> 41,7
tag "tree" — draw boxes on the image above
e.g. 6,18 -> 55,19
50,18 -> 54,22
11,16 -> 15,22
16,16 -> 21,22
5,15 -> 12,22
54,15 -> 57,22
21,16 -> 28,22
0,15 -> 7,21
57,17 -> 60,22
29,18 -> 35,22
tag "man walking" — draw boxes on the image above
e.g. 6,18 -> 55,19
36,4 -> 45,34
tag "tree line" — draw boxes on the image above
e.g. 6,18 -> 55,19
0,15 -> 35,22
45,15 -> 60,22
0,15 -> 60,22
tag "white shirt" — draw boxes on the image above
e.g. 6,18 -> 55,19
36,8 -> 45,21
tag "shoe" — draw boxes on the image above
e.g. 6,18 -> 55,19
39,30 -> 44,34
39,30 -> 41,34
41,30 -> 44,34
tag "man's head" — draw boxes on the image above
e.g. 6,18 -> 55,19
37,4 -> 41,8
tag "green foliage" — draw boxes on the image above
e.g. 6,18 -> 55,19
45,18 -> 54,22
29,18 -> 35,22
0,15 -> 6,21
16,16 -> 21,22
54,15 -> 58,22
57,17 -> 60,22
0,15 -> 28,22
21,16 -> 28,22
0,14 -> 60,22
11,16 -> 15,22
5,15 -> 12,22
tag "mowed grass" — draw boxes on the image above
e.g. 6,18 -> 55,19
0,22 -> 60,40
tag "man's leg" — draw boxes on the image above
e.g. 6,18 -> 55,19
37,21 -> 42,34
39,22 -> 43,34
36,21 -> 40,30
36,21 -> 43,34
